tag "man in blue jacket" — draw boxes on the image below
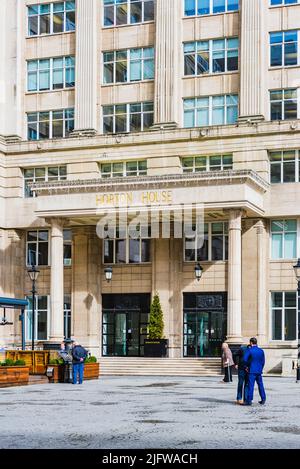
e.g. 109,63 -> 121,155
243,337 -> 266,406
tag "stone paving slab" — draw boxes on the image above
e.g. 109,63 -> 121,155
0,376 -> 300,449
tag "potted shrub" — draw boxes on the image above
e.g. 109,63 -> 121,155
144,293 -> 168,357
0,358 -> 30,388
84,356 -> 100,380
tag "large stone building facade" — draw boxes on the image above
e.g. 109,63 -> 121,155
1,0 -> 300,373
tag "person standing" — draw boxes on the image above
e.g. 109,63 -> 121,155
72,341 -> 88,385
234,343 -> 250,404
243,337 -> 266,406
221,342 -> 234,382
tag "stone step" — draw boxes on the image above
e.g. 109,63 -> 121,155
99,358 -> 222,376
28,375 -> 49,385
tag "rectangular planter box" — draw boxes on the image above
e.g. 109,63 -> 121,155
0,366 -> 30,388
47,362 -> 100,383
144,339 -> 168,357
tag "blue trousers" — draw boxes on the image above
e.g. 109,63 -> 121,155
236,369 -> 248,401
246,373 -> 266,403
72,363 -> 84,384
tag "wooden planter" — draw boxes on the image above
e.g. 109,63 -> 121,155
0,366 -> 30,388
47,362 -> 100,383
84,362 -> 100,380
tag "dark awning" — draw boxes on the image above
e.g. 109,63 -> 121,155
0,297 -> 28,309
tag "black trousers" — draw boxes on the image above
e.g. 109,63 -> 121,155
224,365 -> 233,382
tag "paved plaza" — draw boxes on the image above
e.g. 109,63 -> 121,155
1,376 -> 300,449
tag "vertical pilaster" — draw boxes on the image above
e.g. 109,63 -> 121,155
152,0 -> 182,129
239,0 -> 266,122
49,219 -> 65,342
73,0 -> 98,136
0,0 -> 24,141
256,220 -> 268,345
227,209 -> 243,344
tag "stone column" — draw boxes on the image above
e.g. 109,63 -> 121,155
239,0 -> 266,122
72,227 -> 89,343
73,0 -> 98,136
256,220 -> 268,345
49,219 -> 65,342
152,0 -> 182,129
227,209 -> 243,344
0,229 -> 4,297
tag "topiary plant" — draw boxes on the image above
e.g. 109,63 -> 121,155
148,293 -> 164,340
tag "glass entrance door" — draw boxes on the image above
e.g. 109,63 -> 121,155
183,311 -> 224,357
102,294 -> 150,357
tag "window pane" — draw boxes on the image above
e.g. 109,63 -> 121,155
284,99 -> 297,120
66,11 -> 76,31
272,309 -> 282,340
131,2 -> 142,23
283,161 -> 295,182
38,242 -> 48,265
285,309 -> 296,340
284,232 -> 296,258
53,12 -> 64,33
285,292 -> 296,308
212,235 -> 223,260
130,61 -> 142,81
40,14 -> 50,34
104,240 -> 114,263
213,0 -> 226,14
185,0 -> 196,16
271,45 -> 282,67
198,0 -> 210,15
27,243 -> 37,266
104,5 -> 114,26
37,310 -> 48,340
272,292 -> 283,308
116,4 -> 127,25
271,102 -> 282,120
271,163 -> 281,183
144,0 -> 154,20
28,17 -> 38,36
129,239 -> 140,263
116,239 -> 126,263
272,233 -> 283,259
141,239 -> 150,262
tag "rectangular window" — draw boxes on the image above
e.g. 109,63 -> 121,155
270,0 -> 299,6
271,292 -> 297,341
184,0 -> 239,16
100,160 -> 147,178
270,31 -> 298,67
184,222 -> 228,262
270,88 -> 298,121
103,226 -> 151,264
28,1 -> 75,36
63,230 -> 72,266
23,165 -> 67,197
184,95 -> 238,128
103,102 -> 154,133
64,295 -> 72,339
27,230 -> 49,266
26,296 -> 49,341
184,38 -> 238,76
103,47 -> 154,84
27,109 -> 74,140
270,150 -> 298,183
182,155 -> 233,172
103,0 -> 154,27
271,219 -> 297,259
27,56 -> 75,92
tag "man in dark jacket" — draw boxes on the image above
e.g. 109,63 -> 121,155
72,341 -> 88,385
234,343 -> 250,404
243,337 -> 266,406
